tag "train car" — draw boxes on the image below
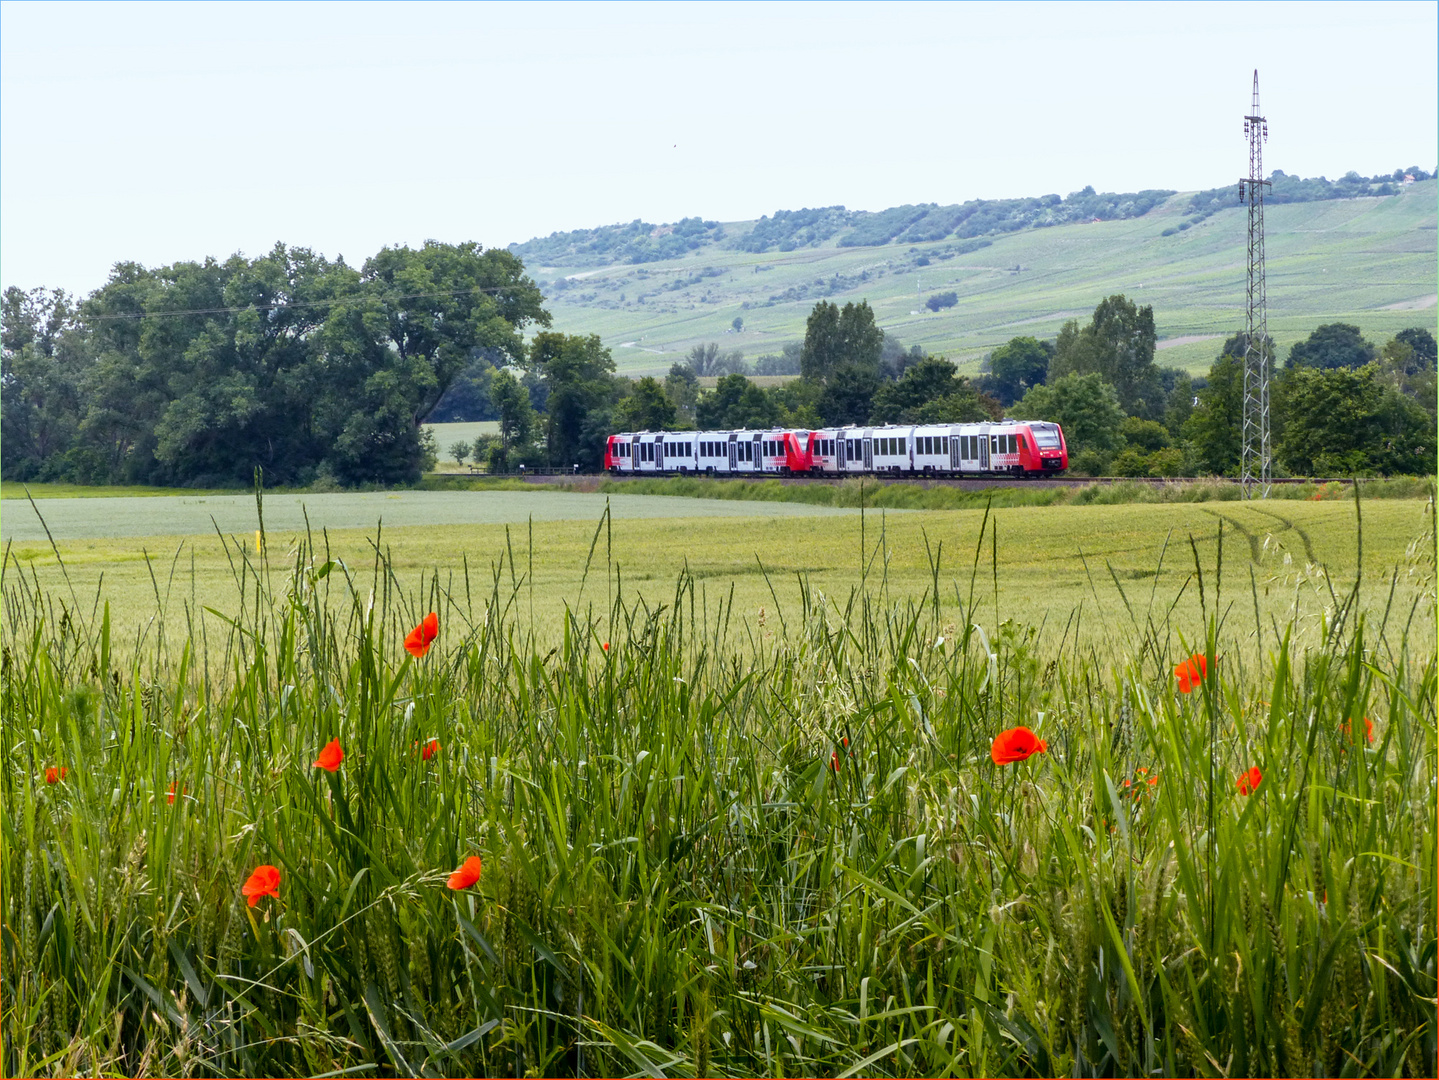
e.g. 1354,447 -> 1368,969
605,420 -> 1067,478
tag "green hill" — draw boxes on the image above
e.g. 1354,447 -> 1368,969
515,180 -> 1437,377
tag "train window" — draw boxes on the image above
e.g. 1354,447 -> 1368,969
942,437 -> 949,454
1009,435 -> 1017,454
1032,425 -> 1061,448
1017,435 -> 1026,452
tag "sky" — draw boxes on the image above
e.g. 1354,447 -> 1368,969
2,0 -> 1435,296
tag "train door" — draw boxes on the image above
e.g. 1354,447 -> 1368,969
751,434 -> 762,472
978,433 -> 989,471
837,434 -> 847,468
863,437 -> 873,470
950,429 -> 961,470
655,438 -> 664,471
630,436 -> 640,473
728,437 -> 738,471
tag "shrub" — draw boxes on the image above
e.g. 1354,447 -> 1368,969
1069,448 -> 1111,476
1110,448 -> 1151,477
1146,447 -> 1186,477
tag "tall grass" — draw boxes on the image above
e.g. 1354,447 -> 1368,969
1,496 -> 1435,1077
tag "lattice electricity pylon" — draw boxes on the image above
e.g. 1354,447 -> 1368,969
1239,70 -> 1271,498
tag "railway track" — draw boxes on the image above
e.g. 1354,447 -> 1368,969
431,472 -> 1357,492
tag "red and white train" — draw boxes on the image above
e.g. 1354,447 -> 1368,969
604,421 -> 1068,477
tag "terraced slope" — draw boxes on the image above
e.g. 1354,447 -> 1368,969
522,181 -> 1436,376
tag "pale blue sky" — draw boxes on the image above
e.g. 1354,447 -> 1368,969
2,0 -> 1435,295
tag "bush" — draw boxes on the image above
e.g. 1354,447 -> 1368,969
1120,417 -> 1171,452
925,291 -> 959,312
1069,448 -> 1111,476
1110,448 -> 1151,477
1146,447 -> 1186,477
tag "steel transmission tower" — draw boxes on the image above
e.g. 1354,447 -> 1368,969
1239,71 -> 1271,497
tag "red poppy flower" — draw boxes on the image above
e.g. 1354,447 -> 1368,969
991,727 -> 1047,765
830,751 -> 841,772
1236,766 -> 1262,796
313,738 -> 344,772
1175,653 -> 1208,693
405,612 -> 439,658
602,641 -> 610,652
167,781 -> 186,804
44,766 -> 68,784
447,855 -> 483,890
1340,717 -> 1374,744
1147,776 -> 1157,787
242,864 -> 281,907
421,738 -> 440,761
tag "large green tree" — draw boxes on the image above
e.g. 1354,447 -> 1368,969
1285,323 -> 1378,370
986,336 -> 1053,405
696,373 -> 781,429
1011,372 -> 1125,455
528,332 -> 617,470
1275,363 -> 1432,475
1394,327 -> 1437,370
5,241 -> 551,487
868,357 -> 995,424
488,369 -> 535,460
815,365 -> 882,426
1049,295 -> 1162,418
1,287 -> 84,479
615,376 -> 677,432
1183,353 -> 1243,475
362,241 -> 549,425
800,300 -> 883,382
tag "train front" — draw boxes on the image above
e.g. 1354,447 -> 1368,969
1026,422 -> 1068,472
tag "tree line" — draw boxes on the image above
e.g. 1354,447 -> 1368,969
601,297 -> 1434,480
5,242 -> 1434,486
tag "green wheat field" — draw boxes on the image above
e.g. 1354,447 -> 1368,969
1,487 -> 1435,1076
